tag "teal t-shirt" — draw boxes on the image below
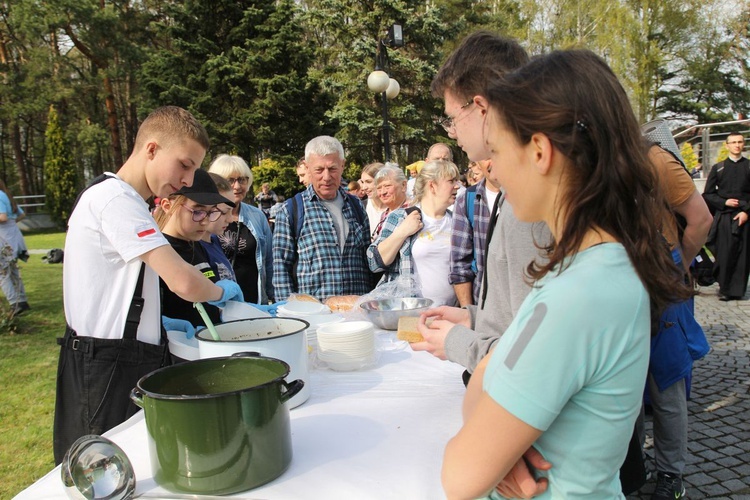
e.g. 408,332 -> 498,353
483,244 -> 650,499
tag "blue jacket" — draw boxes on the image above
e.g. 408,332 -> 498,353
650,248 -> 710,391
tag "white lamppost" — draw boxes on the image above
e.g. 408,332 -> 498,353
367,24 -> 403,162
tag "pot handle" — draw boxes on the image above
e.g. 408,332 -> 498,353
230,351 -> 262,358
130,387 -> 144,408
280,379 -> 305,403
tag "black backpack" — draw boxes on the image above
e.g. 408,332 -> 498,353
691,246 -> 716,287
43,248 -> 64,264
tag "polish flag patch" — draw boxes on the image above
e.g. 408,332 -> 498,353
136,224 -> 157,238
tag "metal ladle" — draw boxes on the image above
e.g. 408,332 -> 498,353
61,434 -> 135,500
61,434 -> 259,499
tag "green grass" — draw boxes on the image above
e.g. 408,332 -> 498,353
0,231 -> 66,498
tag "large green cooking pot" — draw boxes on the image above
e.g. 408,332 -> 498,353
130,352 -> 303,495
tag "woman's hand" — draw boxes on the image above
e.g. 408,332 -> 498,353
374,211 -> 423,267
393,210 -> 422,238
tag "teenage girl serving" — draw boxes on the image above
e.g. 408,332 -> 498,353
441,49 -> 692,499
155,168 -> 236,329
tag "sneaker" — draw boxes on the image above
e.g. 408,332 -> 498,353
652,472 -> 685,500
10,302 -> 30,318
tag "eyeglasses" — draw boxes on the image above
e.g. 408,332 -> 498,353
227,176 -> 249,186
182,205 -> 225,222
438,101 -> 474,133
727,140 -> 745,145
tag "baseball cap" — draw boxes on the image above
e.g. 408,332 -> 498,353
172,168 -> 235,207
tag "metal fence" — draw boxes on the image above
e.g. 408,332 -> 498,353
16,194 -> 46,213
675,118 -> 750,176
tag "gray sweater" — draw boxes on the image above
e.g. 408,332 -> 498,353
444,193 -> 552,372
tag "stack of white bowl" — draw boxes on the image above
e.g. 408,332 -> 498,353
276,301 -> 345,347
316,321 -> 376,371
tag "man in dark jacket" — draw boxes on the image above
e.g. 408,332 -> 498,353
703,132 -> 750,300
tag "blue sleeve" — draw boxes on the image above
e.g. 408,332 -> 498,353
366,210 -> 405,272
0,192 -> 11,215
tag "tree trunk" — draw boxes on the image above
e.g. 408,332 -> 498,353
104,75 -> 124,167
10,122 -> 30,195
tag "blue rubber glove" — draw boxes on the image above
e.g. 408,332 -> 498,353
162,316 -> 196,339
208,280 -> 244,308
247,301 -> 287,316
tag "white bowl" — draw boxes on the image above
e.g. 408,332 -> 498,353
317,320 -> 374,338
278,301 -> 331,317
316,321 -> 375,371
166,330 -> 200,361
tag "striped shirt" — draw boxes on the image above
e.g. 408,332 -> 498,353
449,179 -> 493,304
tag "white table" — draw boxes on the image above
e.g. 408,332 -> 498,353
15,338 -> 466,499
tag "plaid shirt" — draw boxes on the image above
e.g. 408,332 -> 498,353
272,185 -> 374,301
367,208 -> 414,284
450,179 -> 493,304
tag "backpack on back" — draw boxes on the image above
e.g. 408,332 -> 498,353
285,192 -> 366,239
464,185 -> 478,274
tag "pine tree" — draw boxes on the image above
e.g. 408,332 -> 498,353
44,105 -> 79,228
140,0 -> 327,164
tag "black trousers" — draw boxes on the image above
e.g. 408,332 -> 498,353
53,327 -> 169,464
712,213 -> 750,297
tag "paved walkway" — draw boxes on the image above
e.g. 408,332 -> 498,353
628,283 -> 750,499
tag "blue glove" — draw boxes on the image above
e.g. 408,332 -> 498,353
208,280 -> 244,308
247,300 -> 287,316
162,316 -> 196,339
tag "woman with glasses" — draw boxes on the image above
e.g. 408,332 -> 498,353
154,168 -> 236,328
367,160 -> 461,306
208,155 -> 274,305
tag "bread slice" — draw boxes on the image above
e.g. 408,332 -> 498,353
324,295 -> 359,312
397,316 -> 424,343
292,294 -> 320,303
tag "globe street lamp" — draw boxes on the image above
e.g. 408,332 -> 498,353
367,24 -> 403,162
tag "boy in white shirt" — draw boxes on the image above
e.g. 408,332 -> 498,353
53,106 -> 243,463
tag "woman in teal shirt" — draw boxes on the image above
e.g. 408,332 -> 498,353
441,49 -> 693,499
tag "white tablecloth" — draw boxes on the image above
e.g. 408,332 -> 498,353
15,336 -> 466,499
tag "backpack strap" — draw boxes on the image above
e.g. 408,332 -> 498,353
123,263 -> 146,340
345,193 -> 366,226
71,173 -> 114,213
286,192 -> 305,240
464,185 -> 479,274
285,192 -> 305,291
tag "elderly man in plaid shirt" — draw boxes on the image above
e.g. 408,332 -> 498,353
449,159 -> 499,306
273,136 -> 375,301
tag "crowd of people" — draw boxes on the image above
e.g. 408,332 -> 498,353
46,28 -> 750,500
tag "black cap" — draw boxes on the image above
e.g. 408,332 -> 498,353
173,168 -> 235,207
